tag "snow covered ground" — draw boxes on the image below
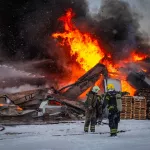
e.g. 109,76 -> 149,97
0,120 -> 150,150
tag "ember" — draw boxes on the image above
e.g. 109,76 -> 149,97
52,9 -> 148,96
16,106 -> 23,111
0,104 -> 4,107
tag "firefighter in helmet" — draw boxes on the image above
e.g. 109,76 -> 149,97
102,84 -> 122,136
84,86 -> 101,132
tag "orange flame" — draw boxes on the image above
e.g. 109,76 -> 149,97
52,8 -> 104,71
121,80 -> 136,96
132,52 -> 148,61
52,9 -> 148,96
17,106 -> 23,111
0,104 -> 4,107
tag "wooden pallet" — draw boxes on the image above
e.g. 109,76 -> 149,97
120,115 -> 132,119
121,117 -> 132,119
121,96 -> 133,119
121,116 -> 132,119
122,102 -> 132,105
133,117 -> 146,120
122,110 -> 132,113
120,113 -> 132,115
120,114 -> 132,118
134,89 -> 150,119
134,106 -> 146,109
134,109 -> 146,111
133,97 -> 146,102
133,111 -> 146,115
133,114 -> 146,116
133,96 -> 147,120
134,113 -> 146,116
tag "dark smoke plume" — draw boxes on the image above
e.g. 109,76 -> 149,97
94,0 -> 150,63
0,0 -> 88,61
0,0 -> 150,90
0,0 -> 88,89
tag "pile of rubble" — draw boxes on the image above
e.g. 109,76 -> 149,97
1,62 -> 150,125
0,63 -> 107,125
0,92 -> 86,125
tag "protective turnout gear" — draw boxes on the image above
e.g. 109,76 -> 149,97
103,90 -> 122,136
107,84 -> 115,91
84,88 -> 102,132
96,95 -> 103,124
92,86 -> 100,93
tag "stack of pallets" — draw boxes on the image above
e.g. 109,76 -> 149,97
135,89 -> 150,119
133,96 -> 147,120
147,104 -> 150,119
120,96 -> 133,119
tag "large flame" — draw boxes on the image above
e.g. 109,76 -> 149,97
52,8 -> 104,71
52,9 -> 148,96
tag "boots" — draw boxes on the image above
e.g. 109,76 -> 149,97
110,133 -> 117,137
110,128 -> 117,136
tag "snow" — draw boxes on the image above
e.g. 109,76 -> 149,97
0,120 -> 150,150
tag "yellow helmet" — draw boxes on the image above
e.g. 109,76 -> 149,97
107,84 -> 115,90
92,86 -> 100,93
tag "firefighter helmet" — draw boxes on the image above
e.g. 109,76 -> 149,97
107,84 -> 115,90
92,86 -> 100,93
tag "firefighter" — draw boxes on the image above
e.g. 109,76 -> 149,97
84,86 -> 101,132
102,84 -> 122,136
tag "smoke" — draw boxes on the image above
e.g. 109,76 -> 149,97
0,0 -> 150,91
0,0 -> 150,63
0,84 -> 45,94
0,64 -> 46,89
92,0 -> 149,63
0,0 -> 88,61
0,0 -> 89,89
123,0 -> 150,36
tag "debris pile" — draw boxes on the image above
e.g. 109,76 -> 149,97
0,89 -> 86,125
1,62 -> 150,125
7,89 -> 48,110
59,63 -> 107,99
0,63 -> 107,125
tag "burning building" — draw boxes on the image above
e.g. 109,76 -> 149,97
51,4 -> 150,97
0,0 -> 150,97
0,0 -> 150,124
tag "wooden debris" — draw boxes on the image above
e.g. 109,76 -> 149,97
51,94 -> 85,113
60,63 -> 108,99
1,88 -> 49,110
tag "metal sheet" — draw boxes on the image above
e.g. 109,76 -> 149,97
104,78 -> 122,92
61,63 -> 108,99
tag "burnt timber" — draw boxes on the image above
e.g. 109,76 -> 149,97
60,63 -> 108,99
